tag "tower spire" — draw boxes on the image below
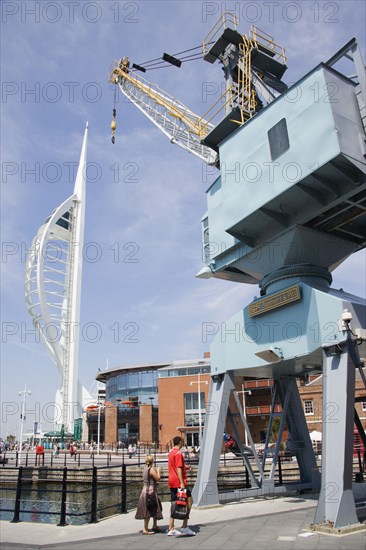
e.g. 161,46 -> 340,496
25,125 -> 92,432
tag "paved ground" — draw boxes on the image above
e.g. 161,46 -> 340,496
1,494 -> 365,550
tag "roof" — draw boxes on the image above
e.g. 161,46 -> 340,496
158,358 -> 211,371
96,362 -> 172,383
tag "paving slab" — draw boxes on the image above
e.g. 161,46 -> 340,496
0,495 -> 365,550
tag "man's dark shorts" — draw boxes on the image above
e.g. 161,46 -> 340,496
170,487 -> 192,501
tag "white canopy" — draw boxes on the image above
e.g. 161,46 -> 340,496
309,430 -> 322,442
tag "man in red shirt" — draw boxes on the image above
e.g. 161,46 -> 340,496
167,436 -> 195,536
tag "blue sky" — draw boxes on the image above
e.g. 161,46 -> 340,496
1,0 -> 366,436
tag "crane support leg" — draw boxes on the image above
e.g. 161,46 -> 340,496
314,333 -> 362,528
276,378 -> 320,488
192,371 -> 235,507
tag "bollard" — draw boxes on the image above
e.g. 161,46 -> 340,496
78,452 -> 81,467
357,450 -> 363,473
355,450 -> 364,482
278,454 -> 283,485
245,466 -> 250,488
11,467 -> 23,523
15,451 -> 18,468
25,453 -> 28,467
89,467 -> 98,523
57,468 -> 68,526
121,463 -> 127,513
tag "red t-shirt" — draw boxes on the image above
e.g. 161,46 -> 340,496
168,447 -> 187,488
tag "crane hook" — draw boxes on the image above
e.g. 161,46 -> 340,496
111,108 -> 117,144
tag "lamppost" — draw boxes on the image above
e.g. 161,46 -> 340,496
18,385 -> 31,464
237,384 -> 252,447
190,372 -> 208,447
97,401 -> 104,455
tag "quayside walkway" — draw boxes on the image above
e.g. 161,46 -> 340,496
1,494 -> 365,550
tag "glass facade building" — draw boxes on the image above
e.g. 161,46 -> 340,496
106,368 -> 160,406
94,359 -> 212,446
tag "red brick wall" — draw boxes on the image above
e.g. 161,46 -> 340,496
104,402 -> 117,444
139,404 -> 153,442
157,374 -> 248,446
158,374 -> 211,446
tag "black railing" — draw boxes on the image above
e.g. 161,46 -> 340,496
1,463 -> 132,526
1,453 -> 364,526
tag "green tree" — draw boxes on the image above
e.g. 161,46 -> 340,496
265,417 -> 286,450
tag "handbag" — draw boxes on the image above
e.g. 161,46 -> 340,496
170,500 -> 189,520
171,488 -> 189,519
146,468 -> 157,514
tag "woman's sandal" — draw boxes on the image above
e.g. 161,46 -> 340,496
152,527 -> 162,533
142,531 -> 155,535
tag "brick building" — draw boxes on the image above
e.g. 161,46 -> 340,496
87,354 -> 366,449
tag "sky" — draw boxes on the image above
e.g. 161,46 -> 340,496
1,0 -> 366,437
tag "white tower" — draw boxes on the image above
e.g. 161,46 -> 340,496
24,124 -> 92,432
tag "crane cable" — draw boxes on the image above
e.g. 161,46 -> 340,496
110,41 -> 215,143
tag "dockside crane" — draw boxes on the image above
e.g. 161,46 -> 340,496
108,11 -> 366,532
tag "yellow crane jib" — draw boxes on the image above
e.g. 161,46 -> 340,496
109,60 -> 218,165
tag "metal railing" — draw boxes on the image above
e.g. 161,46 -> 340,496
1,452 -> 364,526
1,463 -> 128,526
0,445 -> 163,468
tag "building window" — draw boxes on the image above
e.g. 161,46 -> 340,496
268,118 -> 289,160
304,400 -> 314,415
362,401 -> 366,412
184,392 -> 206,426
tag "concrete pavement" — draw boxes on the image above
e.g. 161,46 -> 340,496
1,493 -> 365,549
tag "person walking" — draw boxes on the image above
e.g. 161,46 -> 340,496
135,455 -> 163,535
35,443 -> 44,466
167,436 -> 195,536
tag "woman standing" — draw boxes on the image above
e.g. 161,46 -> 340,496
135,455 -> 163,534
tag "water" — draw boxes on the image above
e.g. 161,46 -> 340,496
0,479 -> 142,525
